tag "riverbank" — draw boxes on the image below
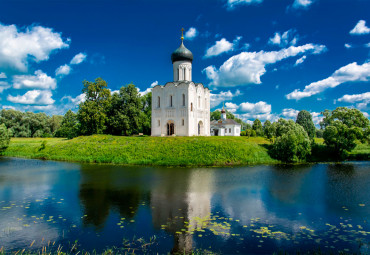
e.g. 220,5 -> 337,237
3,135 -> 277,166
3,135 -> 369,166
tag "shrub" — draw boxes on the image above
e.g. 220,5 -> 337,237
271,120 -> 311,162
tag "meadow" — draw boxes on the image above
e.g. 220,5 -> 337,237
3,135 -> 369,166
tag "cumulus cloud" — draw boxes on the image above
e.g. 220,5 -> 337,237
0,81 -> 10,93
55,64 -> 71,77
239,101 -> 271,114
268,30 -> 298,47
286,62 -> 370,100
0,23 -> 69,71
13,70 -> 57,90
204,37 -> 242,58
7,90 -> 54,105
224,100 -> 276,122
204,43 -> 326,87
210,89 -> 242,108
292,0 -> 313,9
350,20 -> 370,35
227,0 -> 263,9
338,92 -> 370,109
365,42 -> 370,48
281,108 -> 299,119
61,93 -> 85,106
70,52 -> 87,65
184,27 -> 198,40
295,55 -> 306,66
0,72 -> 6,79
225,102 -> 239,113
344,43 -> 352,49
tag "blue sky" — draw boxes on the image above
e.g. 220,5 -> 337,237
0,0 -> 369,125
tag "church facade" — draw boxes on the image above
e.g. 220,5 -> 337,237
151,34 -> 210,136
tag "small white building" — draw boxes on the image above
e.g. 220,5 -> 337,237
210,107 -> 241,136
151,33 -> 210,136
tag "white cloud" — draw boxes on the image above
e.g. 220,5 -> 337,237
292,0 -> 313,9
204,43 -> 326,87
286,62 -> 370,100
12,70 -> 57,90
225,102 -> 239,113
184,27 -> 198,40
365,42 -> 370,48
2,105 -> 16,110
0,81 -> 10,93
70,52 -> 87,65
338,92 -> 370,109
210,89 -> 242,108
7,90 -> 54,105
268,30 -> 298,47
0,72 -> 6,79
55,64 -> 71,77
350,20 -> 370,35
150,81 -> 159,87
0,23 -> 69,71
204,37 -> 242,58
239,101 -> 271,114
281,108 -> 299,119
61,93 -> 85,105
344,43 -> 352,49
295,55 -> 306,66
227,0 -> 263,9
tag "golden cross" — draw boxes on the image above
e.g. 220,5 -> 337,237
181,28 -> 184,41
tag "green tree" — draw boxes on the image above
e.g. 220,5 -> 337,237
321,107 -> 369,158
106,84 -> 143,136
252,119 -> 263,136
296,110 -> 316,140
49,115 -> 63,136
0,124 -> 10,154
272,121 -> 311,162
55,110 -> 79,139
263,120 -> 276,141
141,92 -> 152,135
78,78 -> 111,135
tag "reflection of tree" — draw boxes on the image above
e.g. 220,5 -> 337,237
79,164 -> 143,230
268,165 -> 311,204
150,169 -> 213,254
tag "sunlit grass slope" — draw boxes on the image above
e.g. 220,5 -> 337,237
4,135 -> 276,166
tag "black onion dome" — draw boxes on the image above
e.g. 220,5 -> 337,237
171,42 -> 193,63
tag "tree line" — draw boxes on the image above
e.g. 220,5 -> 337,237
0,77 -> 369,162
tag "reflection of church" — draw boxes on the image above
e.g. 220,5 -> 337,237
151,30 -> 210,136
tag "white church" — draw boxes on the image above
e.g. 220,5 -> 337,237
151,32 -> 211,136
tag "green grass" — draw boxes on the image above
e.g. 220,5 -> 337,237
4,135 -> 277,167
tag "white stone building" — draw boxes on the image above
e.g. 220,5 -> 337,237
210,107 -> 241,136
151,34 -> 210,136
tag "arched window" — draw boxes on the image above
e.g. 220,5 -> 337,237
182,119 -> 184,126
158,96 -> 160,108
158,120 -> 160,127
198,96 -> 201,108
182,94 -> 185,106
191,103 -> 193,111
170,95 -> 173,107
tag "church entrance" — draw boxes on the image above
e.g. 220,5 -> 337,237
198,121 -> 204,136
214,129 -> 219,136
167,122 -> 175,136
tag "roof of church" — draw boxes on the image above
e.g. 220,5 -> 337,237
171,42 -> 193,63
211,119 -> 241,126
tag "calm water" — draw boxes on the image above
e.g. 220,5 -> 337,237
0,158 -> 370,254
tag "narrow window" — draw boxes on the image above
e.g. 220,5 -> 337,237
183,68 -> 186,80
158,96 -> 160,108
205,98 -> 207,108
191,103 -> 193,111
170,95 -> 173,107
158,120 -> 160,127
229,128 -> 231,133
182,94 -> 185,106
182,119 -> 184,126
225,129 -> 227,134
198,96 -> 200,108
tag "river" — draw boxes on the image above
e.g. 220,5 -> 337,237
0,158 -> 369,254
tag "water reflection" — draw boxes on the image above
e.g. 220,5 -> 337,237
1,159 -> 370,253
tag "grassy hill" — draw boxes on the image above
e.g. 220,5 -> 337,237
3,135 -> 277,167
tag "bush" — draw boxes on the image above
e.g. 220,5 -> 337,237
271,120 -> 311,162
0,124 -> 10,154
